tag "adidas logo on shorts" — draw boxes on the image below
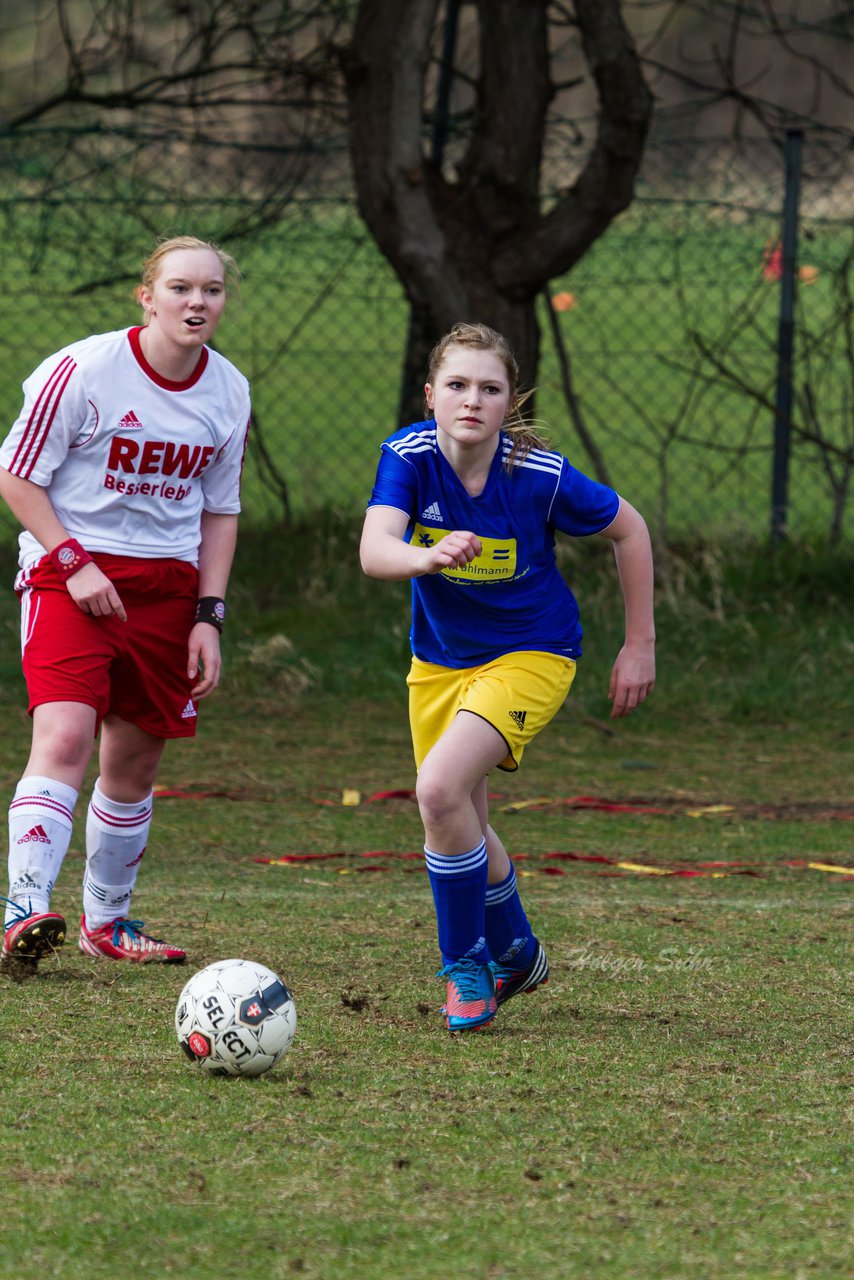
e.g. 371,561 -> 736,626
181,700 -> 197,719
509,710 -> 527,730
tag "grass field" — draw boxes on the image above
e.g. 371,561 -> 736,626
0,525 -> 851,1279
1,203 -> 851,541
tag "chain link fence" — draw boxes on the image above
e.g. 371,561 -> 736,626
1,128 -> 851,544
544,130 -> 853,545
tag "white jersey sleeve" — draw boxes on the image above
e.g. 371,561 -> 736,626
200,418 -> 251,515
196,356 -> 251,516
1,350 -> 95,485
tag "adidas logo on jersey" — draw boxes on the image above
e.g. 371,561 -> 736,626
509,710 -> 527,730
117,410 -> 143,431
421,501 -> 443,521
181,700 -> 197,719
18,824 -> 50,845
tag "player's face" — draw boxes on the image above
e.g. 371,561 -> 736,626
426,347 -> 512,449
139,248 -> 227,349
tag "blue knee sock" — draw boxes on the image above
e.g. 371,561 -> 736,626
485,865 -> 536,968
424,839 -> 489,967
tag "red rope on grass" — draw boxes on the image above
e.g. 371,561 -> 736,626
155,785 -> 853,822
253,850 -> 853,878
311,791 -> 854,821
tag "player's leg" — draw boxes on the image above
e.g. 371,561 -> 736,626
471,779 -> 511,884
462,651 -> 578,1009
83,712 -> 164,927
3,701 -> 97,966
417,711 -> 507,1031
78,563 -> 197,964
486,860 -> 551,1007
472,777 -> 551,1005
78,715 -> 184,964
4,570 -> 118,969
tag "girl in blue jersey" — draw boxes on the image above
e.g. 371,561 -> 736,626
361,322 -> 655,1033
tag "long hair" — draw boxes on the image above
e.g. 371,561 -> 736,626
426,322 -> 548,468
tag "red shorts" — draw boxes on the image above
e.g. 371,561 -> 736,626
18,554 -> 200,739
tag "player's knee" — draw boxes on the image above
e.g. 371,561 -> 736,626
415,766 -> 462,827
100,747 -> 162,797
32,721 -> 92,773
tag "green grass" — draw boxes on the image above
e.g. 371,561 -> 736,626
0,526 -> 852,1279
0,204 -> 850,540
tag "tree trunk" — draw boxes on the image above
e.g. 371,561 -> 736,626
344,0 -> 652,428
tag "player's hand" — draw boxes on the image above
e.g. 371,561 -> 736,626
608,643 -> 656,718
422,530 -> 482,574
188,622 -> 222,699
65,562 -> 127,621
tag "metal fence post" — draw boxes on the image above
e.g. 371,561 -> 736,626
770,128 -> 803,545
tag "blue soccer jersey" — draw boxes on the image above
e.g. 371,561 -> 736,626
367,420 -> 620,667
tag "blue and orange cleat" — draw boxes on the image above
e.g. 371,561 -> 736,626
438,957 -> 497,1032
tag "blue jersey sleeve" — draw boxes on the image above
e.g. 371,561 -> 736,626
367,443 -> 417,517
549,459 -> 620,536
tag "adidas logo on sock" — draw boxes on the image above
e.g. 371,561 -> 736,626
509,710 -> 527,729
421,501 -> 443,521
117,410 -> 143,431
84,878 -> 108,902
181,700 -> 197,719
12,872 -> 39,890
499,937 -> 529,963
18,824 -> 50,845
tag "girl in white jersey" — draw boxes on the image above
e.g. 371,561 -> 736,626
0,235 -> 251,972
361,323 -> 655,1033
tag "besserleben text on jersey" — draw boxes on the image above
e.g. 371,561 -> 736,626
103,435 -> 216,501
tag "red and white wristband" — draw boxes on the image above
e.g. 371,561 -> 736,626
49,537 -> 93,579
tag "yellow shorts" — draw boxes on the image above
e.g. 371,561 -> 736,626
407,651 -> 577,773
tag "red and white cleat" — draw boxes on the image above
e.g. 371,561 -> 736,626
2,903 -> 66,967
79,915 -> 186,964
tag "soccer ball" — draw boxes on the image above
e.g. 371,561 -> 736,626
175,958 -> 297,1077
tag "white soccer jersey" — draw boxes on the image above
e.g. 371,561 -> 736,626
0,327 -> 251,568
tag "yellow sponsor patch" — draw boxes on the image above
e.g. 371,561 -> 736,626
411,523 -> 516,582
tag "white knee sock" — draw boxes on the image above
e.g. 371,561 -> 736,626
6,776 -> 78,925
82,779 -> 153,929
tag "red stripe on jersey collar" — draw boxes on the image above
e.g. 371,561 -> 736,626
128,326 -> 209,390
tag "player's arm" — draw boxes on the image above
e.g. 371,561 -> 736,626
360,505 -> 481,580
0,465 -> 127,621
188,510 -> 238,699
598,497 -> 656,718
